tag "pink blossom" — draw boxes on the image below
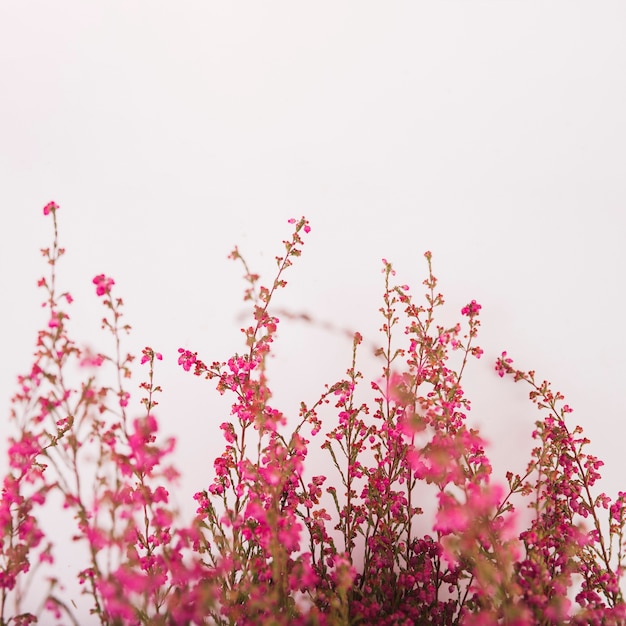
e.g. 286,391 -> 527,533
92,273 -> 115,296
141,346 -> 163,364
177,348 -> 197,371
495,350 -> 514,377
42,201 -> 58,215
461,299 -> 482,316
79,348 -> 105,368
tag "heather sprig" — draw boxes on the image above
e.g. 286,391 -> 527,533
3,204 -> 209,624
496,354 -> 626,623
183,217 -> 328,623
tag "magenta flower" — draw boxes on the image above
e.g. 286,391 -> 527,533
177,348 -> 197,371
461,299 -> 482,316
495,350 -> 514,377
92,273 -> 115,296
42,201 -> 59,215
140,346 -> 163,364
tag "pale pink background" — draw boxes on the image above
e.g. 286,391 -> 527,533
1,2 -> 625,621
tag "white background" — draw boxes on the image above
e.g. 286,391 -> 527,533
1,1 -> 626,620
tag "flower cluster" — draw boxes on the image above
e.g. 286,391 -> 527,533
461,299 -> 482,317
1,204 -> 625,624
92,273 -> 115,297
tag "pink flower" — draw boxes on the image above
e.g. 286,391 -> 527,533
79,348 -> 105,368
461,299 -> 482,316
288,216 -> 311,233
43,201 -> 59,215
177,348 -> 197,372
495,350 -> 514,377
472,346 -> 484,359
92,273 -> 115,296
44,598 -> 62,619
435,502 -> 469,534
141,346 -> 163,364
